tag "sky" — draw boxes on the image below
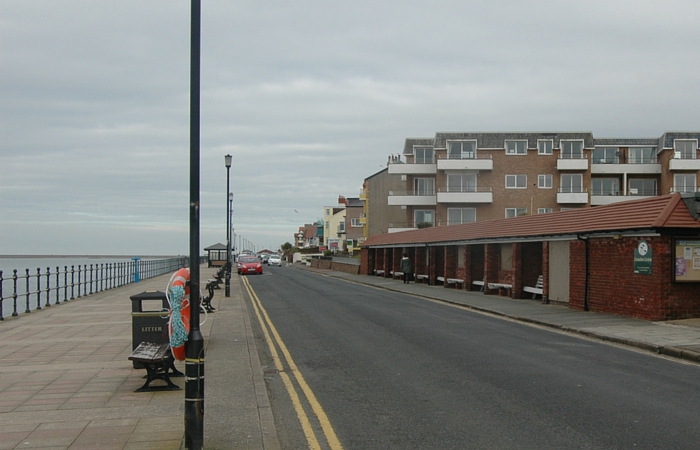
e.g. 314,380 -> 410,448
2,0 -> 700,256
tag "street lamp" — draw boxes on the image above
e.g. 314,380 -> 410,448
225,154 -> 232,297
229,191 -> 233,261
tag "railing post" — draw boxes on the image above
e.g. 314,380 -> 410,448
13,270 -> 19,317
25,269 -> 31,313
62,266 -> 67,303
89,264 -> 93,295
45,267 -> 51,308
36,268 -> 42,310
70,266 -> 75,300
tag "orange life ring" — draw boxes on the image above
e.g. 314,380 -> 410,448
168,268 -> 190,361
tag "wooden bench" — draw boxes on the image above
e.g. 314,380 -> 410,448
415,274 -> 429,283
472,280 -> 485,291
488,282 -> 512,296
436,276 -> 445,284
375,269 -> 385,276
523,275 -> 544,299
393,271 -> 404,279
128,342 -> 182,392
202,280 -> 217,312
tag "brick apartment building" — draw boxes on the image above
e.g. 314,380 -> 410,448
384,131 -> 700,231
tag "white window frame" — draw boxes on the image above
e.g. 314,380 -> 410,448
560,173 -> 583,193
628,178 -> 656,196
447,208 -> 476,226
505,208 -> 527,218
447,173 -> 477,192
350,218 -> 362,227
447,140 -> 477,160
592,147 -> 619,164
673,174 -> 697,193
538,140 -> 553,155
674,139 -> 698,160
629,147 -> 656,164
505,140 -> 527,155
592,178 -> 619,196
538,174 -> 552,189
413,177 -> 435,196
505,174 -> 527,189
560,140 -> 584,159
414,146 -> 434,164
537,208 -> 553,214
414,210 -> 435,227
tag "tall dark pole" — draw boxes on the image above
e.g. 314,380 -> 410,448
186,0 -> 204,448
225,154 -> 232,297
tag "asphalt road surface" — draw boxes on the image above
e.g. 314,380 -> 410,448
243,265 -> 700,450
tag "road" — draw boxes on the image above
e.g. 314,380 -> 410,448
243,265 -> 700,450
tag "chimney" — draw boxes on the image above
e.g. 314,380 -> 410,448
338,195 -> 347,206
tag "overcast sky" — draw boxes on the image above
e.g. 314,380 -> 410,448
2,0 -> 700,256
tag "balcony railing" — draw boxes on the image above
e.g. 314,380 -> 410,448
670,186 -> 700,194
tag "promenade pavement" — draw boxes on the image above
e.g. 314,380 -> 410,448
2,262 -> 700,449
0,265 -> 278,450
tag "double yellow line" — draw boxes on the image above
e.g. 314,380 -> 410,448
242,276 -> 343,450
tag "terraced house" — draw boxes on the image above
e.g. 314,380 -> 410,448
385,131 -> 700,230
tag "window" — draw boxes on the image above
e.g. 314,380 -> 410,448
674,140 -> 698,159
592,147 -> 618,164
592,178 -> 619,196
350,218 -> 361,227
629,179 -> 656,196
447,208 -> 476,225
338,222 -> 345,233
505,140 -> 527,155
560,174 -> 583,193
414,210 -> 435,227
447,173 -> 477,192
537,208 -> 553,214
505,174 -> 527,189
413,178 -> 435,195
538,140 -> 553,155
538,174 -> 552,189
673,174 -> 697,193
629,147 -> 656,164
561,140 -> 584,159
414,147 -> 434,164
447,140 -> 476,159
505,208 -> 527,218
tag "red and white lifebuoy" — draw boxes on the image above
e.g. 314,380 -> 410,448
167,268 -> 191,361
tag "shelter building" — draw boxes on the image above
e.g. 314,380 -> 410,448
360,193 -> 700,321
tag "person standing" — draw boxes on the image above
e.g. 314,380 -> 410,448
400,252 -> 413,284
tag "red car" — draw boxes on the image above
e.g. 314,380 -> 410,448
237,255 -> 263,275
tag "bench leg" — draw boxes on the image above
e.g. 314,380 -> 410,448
135,362 -> 181,392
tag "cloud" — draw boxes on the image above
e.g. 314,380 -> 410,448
2,0 -> 700,254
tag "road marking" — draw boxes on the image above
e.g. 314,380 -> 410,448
242,276 -> 344,450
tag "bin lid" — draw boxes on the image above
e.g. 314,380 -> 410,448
130,290 -> 167,302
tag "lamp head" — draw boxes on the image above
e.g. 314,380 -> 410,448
224,154 -> 232,168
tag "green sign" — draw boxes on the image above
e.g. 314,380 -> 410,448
634,240 -> 652,275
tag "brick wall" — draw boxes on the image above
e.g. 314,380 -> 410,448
570,236 -> 700,320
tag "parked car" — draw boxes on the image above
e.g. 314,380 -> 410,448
268,254 -> 282,266
237,255 -> 263,275
260,254 -> 270,264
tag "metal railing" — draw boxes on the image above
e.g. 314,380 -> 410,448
0,256 -> 205,320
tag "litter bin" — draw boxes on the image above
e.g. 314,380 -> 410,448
130,290 -> 169,368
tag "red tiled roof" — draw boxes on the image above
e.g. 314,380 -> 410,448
362,194 -> 700,247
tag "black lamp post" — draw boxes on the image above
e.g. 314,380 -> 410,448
229,192 -> 234,262
225,154 -> 232,297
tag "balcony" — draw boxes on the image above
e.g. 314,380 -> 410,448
557,188 -> 588,204
437,155 -> 493,171
359,214 -> 367,224
557,154 -> 589,171
388,162 -> 436,175
669,157 -> 700,171
387,190 -> 437,206
437,187 -> 493,203
591,157 -> 661,175
670,186 -> 700,194
590,189 -> 657,206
